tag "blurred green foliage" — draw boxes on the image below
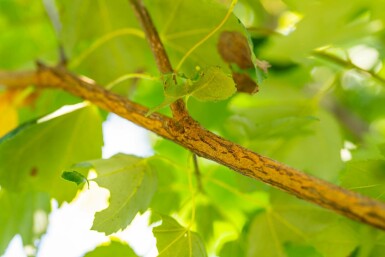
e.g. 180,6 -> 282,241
1,0 -> 385,256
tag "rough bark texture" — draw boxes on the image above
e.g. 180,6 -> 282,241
2,65 -> 385,230
129,0 -> 188,120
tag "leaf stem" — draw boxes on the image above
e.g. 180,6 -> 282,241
175,0 -> 238,71
313,50 -> 385,86
69,28 -> 145,68
188,156 -> 197,227
105,73 -> 159,90
192,154 -> 204,192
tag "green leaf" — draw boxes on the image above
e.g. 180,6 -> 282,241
380,143 -> 385,158
269,111 -> 343,181
358,226 -> 385,257
284,243 -> 322,257
85,154 -> 157,234
0,189 -> 50,255
0,104 -> 103,203
153,215 -> 207,257
309,222 -> 358,257
148,157 -> 182,214
144,0 -> 250,76
57,0 -> 154,87
189,66 -> 236,102
0,1 -> 57,68
340,160 -> 385,200
150,67 -> 236,112
219,239 -> 246,257
229,83 -> 344,181
262,0 -> 382,62
195,203 -> 223,242
147,73 -> 188,114
61,171 -> 89,188
246,190 -> 357,257
83,239 -> 138,257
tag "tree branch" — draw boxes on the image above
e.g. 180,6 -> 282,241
313,50 -> 385,86
128,0 -> 188,120
1,66 -> 385,230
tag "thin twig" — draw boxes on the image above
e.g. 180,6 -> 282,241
192,154 -> 204,192
128,0 -> 188,119
313,50 -> 385,85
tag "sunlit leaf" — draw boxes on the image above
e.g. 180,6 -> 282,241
0,104 -> 103,203
0,190 -> 50,255
340,160 -> 385,200
0,0 -> 57,68
144,0 -> 248,76
189,66 -> 236,102
195,203 -> 223,242
153,215 -> 207,257
219,239 -> 246,257
246,190 -> 357,257
148,157 -> 182,214
262,0 -> 383,62
56,0 -> 154,86
285,243 -> 322,257
228,82 -> 343,181
83,239 -> 138,257
84,154 -> 157,234
2,0 -> 385,255
309,222 -> 358,257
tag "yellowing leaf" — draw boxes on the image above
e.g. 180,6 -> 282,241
87,154 -> 157,234
153,215 -> 207,257
0,89 -> 42,137
0,100 -> 18,137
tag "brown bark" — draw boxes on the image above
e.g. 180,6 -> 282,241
128,0 -> 188,120
1,65 -> 385,230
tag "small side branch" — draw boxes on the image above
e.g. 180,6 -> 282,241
128,0 -> 188,119
313,50 -> 385,86
192,154 -> 204,192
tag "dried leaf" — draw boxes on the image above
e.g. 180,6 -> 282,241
217,31 -> 254,69
232,72 -> 259,94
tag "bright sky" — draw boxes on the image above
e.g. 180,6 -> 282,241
3,114 -> 157,257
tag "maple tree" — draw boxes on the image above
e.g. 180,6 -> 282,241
1,0 -> 385,256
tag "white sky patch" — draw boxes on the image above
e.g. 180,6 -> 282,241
276,11 -> 302,35
102,113 -> 153,158
340,141 -> 357,162
37,102 -> 89,123
114,212 -> 158,257
3,236 -> 26,257
3,113 -> 155,257
348,44 -> 380,70
36,185 -> 109,257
